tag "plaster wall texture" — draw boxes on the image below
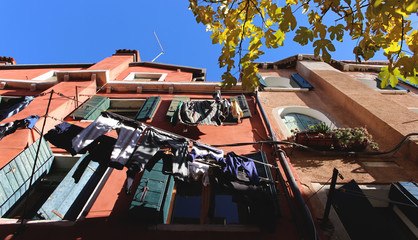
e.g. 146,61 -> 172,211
296,61 -> 418,162
88,55 -> 133,81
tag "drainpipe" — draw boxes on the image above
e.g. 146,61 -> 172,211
254,90 -> 321,240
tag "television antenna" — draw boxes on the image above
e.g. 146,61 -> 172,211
151,30 -> 165,62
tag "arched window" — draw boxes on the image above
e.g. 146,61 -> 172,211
282,113 -> 322,133
274,106 -> 338,139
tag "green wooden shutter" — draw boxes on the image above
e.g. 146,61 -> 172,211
129,159 -> 175,224
166,95 -> 190,118
244,151 -> 281,227
135,96 -> 161,121
0,137 -> 54,217
229,95 -> 252,120
36,152 -> 106,221
73,95 -> 110,120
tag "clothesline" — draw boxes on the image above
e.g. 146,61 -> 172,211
46,90 -> 278,169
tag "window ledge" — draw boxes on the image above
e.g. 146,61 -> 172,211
149,224 -> 261,232
262,87 -> 309,92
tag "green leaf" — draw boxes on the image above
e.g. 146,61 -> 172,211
293,26 -> 313,46
328,24 -> 344,41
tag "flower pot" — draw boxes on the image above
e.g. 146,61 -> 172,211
295,132 -> 338,150
338,140 -> 368,151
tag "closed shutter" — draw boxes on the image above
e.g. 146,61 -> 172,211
291,73 -> 313,89
129,159 -> 175,224
229,95 -> 252,119
135,96 -> 161,121
0,137 -> 54,217
166,96 -> 190,118
73,95 -> 110,120
37,152 -> 107,221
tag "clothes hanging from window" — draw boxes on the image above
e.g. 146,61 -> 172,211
44,122 -> 84,155
0,115 -> 40,141
174,91 -> 231,126
0,96 -> 35,121
218,152 -> 259,184
189,142 -> 224,162
126,127 -> 190,194
210,167 -> 276,232
230,98 -> 243,122
72,111 -> 146,170
188,161 -> 210,186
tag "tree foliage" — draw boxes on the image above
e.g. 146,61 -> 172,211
189,0 -> 418,90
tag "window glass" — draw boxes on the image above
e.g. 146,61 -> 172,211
282,113 -> 322,132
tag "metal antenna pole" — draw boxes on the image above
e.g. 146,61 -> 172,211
151,30 -> 165,62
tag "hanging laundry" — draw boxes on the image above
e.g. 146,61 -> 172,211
72,111 -> 146,170
0,96 -> 35,121
45,121 -> 116,183
188,161 -> 210,186
189,142 -> 224,163
218,152 -> 259,184
210,167 -> 276,232
0,115 -> 40,141
230,98 -> 243,122
126,127 -> 190,194
173,91 -> 231,127
44,122 -> 84,155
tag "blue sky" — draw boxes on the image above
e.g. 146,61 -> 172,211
1,1 -> 385,82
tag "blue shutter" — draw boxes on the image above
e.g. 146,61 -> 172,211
135,96 -> 161,121
129,159 -> 174,224
291,73 -> 313,89
73,95 -> 110,120
166,96 -> 190,118
36,153 -> 107,221
0,137 -> 54,217
376,78 -> 410,92
257,73 -> 268,88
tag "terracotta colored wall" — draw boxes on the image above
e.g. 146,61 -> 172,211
115,66 -> 193,82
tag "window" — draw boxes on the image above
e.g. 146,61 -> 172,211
129,151 -> 280,231
1,139 -> 108,221
166,95 -> 252,125
282,113 -> 322,133
124,73 -> 167,82
258,73 -> 313,91
107,98 -> 146,119
357,78 -> 409,93
275,106 -> 337,139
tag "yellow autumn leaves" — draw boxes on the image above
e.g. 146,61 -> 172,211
189,0 -> 418,90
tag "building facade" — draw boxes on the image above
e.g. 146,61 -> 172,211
0,50 -> 416,239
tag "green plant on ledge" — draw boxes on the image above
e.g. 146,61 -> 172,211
291,123 -> 379,151
332,127 -> 379,151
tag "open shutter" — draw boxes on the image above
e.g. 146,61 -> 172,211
73,95 -> 110,120
291,73 -> 313,89
36,152 -> 107,221
166,96 -> 190,118
376,78 -> 410,91
229,95 -> 252,120
135,96 -> 161,121
0,137 -> 54,217
129,159 -> 175,224
245,151 -> 281,219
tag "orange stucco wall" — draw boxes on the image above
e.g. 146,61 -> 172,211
115,66 -> 193,82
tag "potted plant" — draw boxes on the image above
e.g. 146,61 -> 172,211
290,123 -> 379,151
332,127 -> 379,151
291,122 -> 338,150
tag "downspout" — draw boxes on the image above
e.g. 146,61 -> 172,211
254,90 -> 320,240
